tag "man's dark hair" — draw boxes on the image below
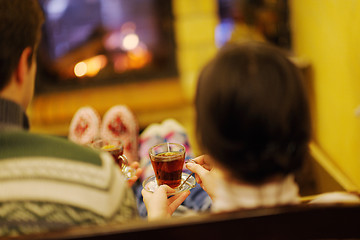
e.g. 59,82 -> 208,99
195,42 -> 311,183
0,0 -> 44,91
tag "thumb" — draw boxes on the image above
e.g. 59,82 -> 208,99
141,189 -> 153,207
158,184 -> 176,194
186,162 -> 209,179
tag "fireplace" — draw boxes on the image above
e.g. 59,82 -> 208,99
36,0 -> 177,94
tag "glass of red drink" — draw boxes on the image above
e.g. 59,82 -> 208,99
149,143 -> 185,188
91,139 -> 135,178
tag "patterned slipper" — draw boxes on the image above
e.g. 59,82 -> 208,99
100,105 -> 139,164
68,106 -> 101,145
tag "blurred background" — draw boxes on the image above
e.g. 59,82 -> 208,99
28,0 -> 360,198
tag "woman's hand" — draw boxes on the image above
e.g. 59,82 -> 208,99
142,185 -> 190,220
127,162 -> 143,187
186,155 -> 218,200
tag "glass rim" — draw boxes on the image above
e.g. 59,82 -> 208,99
91,138 -> 124,149
148,142 -> 185,158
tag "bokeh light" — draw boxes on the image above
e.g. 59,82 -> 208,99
122,33 -> 139,51
74,62 -> 87,77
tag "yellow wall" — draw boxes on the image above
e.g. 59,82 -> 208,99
172,0 -> 218,100
291,0 -> 360,189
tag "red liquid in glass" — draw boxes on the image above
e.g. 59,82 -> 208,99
102,145 -> 125,167
150,152 -> 185,188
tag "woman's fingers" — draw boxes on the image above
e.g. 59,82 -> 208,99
168,191 -> 190,213
127,162 -> 143,187
186,161 -> 209,179
190,155 -> 212,170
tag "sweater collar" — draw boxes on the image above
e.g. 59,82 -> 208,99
0,98 -> 29,130
211,174 -> 300,213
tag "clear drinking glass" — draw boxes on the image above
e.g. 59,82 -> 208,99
92,139 -> 135,178
148,142 -> 186,188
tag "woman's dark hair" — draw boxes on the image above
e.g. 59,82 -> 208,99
0,0 -> 44,91
195,42 -> 311,184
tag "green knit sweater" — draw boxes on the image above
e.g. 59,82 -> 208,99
0,131 -> 138,236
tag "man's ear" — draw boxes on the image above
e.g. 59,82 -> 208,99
15,47 -> 33,85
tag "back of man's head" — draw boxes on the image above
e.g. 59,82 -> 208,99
0,0 -> 44,91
